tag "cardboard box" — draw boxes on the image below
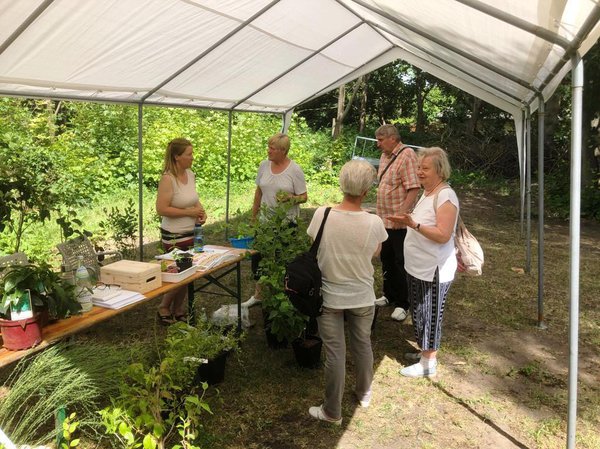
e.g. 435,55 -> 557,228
100,260 -> 162,294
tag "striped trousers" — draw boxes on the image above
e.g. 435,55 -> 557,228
407,270 -> 453,351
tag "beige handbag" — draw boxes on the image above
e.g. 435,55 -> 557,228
454,215 -> 484,276
433,188 -> 484,276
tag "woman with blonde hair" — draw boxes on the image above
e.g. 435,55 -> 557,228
390,147 -> 459,377
155,138 -> 206,324
245,132 -> 308,307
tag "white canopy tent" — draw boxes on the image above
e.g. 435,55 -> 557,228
1,1 -> 599,447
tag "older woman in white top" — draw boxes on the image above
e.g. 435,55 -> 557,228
390,147 -> 459,378
307,159 -> 387,425
245,133 -> 308,307
155,138 -> 206,324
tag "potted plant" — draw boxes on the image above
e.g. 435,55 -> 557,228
99,346 -> 212,449
228,219 -> 254,249
251,203 -> 311,348
291,325 -> 323,369
0,262 -> 81,323
0,261 -> 82,350
223,211 -> 254,249
164,320 -> 242,386
173,251 -> 194,272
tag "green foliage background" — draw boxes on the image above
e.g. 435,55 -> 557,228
0,98 -> 353,257
2,41 -> 600,257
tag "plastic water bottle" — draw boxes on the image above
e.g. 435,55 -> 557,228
75,256 -> 93,312
193,224 -> 204,252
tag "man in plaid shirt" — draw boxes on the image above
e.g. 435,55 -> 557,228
374,124 -> 420,321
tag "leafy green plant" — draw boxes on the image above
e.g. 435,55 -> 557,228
99,353 -> 212,449
98,321 -> 232,449
60,412 -> 81,449
252,202 -> 311,342
99,197 -> 138,259
0,146 -> 60,252
166,321 -> 241,361
56,207 -> 92,242
0,262 -> 81,320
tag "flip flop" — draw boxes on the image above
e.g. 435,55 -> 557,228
174,314 -> 188,323
157,311 -> 175,326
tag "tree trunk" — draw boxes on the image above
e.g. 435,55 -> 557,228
333,78 -> 365,139
543,94 -> 561,171
466,97 -> 482,136
359,74 -> 369,134
415,72 -> 425,134
333,84 -> 345,139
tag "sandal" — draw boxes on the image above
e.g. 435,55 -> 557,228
157,311 -> 175,326
174,314 -> 188,323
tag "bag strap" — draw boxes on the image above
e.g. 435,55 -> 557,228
432,185 -> 451,210
432,186 -> 462,231
378,146 -> 407,182
309,207 -> 332,256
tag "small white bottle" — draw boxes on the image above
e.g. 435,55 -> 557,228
75,256 -> 93,312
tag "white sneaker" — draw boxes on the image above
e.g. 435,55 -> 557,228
390,307 -> 408,321
308,405 -> 342,425
400,361 -> 437,378
355,392 -> 371,408
374,296 -> 389,307
243,295 -> 261,308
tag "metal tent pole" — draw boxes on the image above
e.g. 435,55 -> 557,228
520,112 -> 526,237
566,54 -> 583,449
225,111 -> 233,239
137,104 -> 144,261
526,107 -> 532,273
536,95 -> 547,330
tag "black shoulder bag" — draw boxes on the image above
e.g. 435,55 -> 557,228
284,207 -> 332,317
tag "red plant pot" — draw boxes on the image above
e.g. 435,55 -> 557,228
0,315 -> 43,351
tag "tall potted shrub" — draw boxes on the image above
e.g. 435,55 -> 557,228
252,203 -> 310,347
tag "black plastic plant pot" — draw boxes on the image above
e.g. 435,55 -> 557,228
195,351 -> 229,385
292,335 -> 323,369
262,310 -> 288,349
176,257 -> 193,272
265,327 -> 289,350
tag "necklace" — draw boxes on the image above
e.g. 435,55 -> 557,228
424,179 -> 445,197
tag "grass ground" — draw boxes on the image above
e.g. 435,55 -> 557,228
1,184 -> 599,448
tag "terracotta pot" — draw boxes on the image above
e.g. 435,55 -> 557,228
0,315 -> 43,351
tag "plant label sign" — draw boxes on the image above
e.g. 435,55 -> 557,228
11,289 -> 33,320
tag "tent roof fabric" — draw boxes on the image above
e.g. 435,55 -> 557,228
0,0 -> 599,116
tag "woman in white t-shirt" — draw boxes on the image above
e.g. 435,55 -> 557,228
390,147 -> 459,378
244,133 -> 308,307
155,138 -> 206,325
306,159 -> 387,425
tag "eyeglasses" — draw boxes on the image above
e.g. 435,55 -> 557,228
95,282 -> 121,291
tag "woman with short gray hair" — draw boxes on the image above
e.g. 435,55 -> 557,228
307,159 -> 387,425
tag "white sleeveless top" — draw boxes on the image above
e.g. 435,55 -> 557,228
160,169 -> 199,234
